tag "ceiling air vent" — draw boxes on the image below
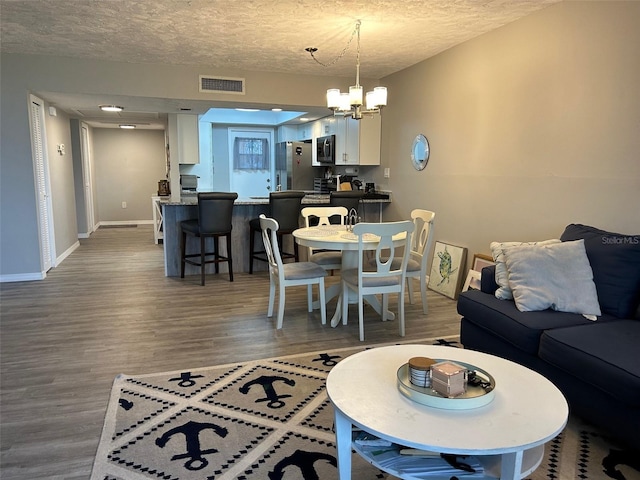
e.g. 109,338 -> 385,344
199,75 -> 245,95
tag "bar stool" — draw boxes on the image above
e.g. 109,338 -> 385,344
330,190 -> 364,221
180,192 -> 238,286
249,191 -> 305,274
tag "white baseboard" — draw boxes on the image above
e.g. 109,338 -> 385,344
57,241 -> 80,265
0,272 -> 46,283
97,220 -> 153,227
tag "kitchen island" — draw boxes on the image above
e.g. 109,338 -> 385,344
161,194 -> 391,277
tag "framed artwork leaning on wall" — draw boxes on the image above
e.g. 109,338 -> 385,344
428,241 -> 467,299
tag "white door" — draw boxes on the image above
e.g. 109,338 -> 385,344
81,124 -> 95,234
229,128 -> 274,198
29,95 -> 56,272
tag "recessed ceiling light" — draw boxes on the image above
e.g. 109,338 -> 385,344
271,108 -> 283,112
235,108 -> 260,112
100,105 -> 124,112
119,124 -> 136,129
299,117 -> 310,122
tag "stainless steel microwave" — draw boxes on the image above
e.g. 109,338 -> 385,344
316,135 -> 336,164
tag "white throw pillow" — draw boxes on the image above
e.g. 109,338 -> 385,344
490,239 -> 561,300
502,239 -> 601,316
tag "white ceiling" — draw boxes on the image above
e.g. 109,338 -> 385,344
1,0 -> 561,128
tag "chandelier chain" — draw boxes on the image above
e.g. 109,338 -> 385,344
308,20 -> 361,68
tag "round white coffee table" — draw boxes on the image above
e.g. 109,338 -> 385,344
326,345 -> 568,479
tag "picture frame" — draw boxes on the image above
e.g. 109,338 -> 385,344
428,242 -> 467,299
462,270 -> 482,292
472,253 -> 495,273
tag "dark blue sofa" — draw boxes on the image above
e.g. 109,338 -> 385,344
458,224 -> 640,450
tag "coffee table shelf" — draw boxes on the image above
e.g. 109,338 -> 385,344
352,442 -> 544,479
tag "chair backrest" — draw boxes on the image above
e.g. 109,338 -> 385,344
197,192 -> 238,234
329,191 -> 364,214
259,214 -> 283,277
270,191 -> 305,232
353,221 -> 415,282
301,206 -> 348,227
410,209 -> 436,271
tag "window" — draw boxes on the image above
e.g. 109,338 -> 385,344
233,137 -> 269,170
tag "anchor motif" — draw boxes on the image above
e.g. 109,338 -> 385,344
268,449 -> 336,480
168,372 -> 205,388
155,420 -> 228,471
312,353 -> 341,367
239,374 -> 295,409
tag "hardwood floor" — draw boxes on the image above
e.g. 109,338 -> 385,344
0,225 -> 461,479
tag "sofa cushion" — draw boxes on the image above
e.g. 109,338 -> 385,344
560,224 -> 640,319
539,320 -> 640,407
457,290 -> 608,355
502,240 -> 601,317
490,239 -> 561,300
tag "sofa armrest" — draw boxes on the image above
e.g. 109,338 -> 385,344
480,265 -> 498,294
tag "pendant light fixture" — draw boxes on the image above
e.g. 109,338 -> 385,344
307,20 -> 387,120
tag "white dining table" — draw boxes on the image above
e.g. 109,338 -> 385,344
292,225 -> 407,328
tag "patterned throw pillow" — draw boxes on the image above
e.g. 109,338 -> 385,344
490,239 -> 561,300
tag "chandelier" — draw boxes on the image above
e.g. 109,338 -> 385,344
306,20 -> 387,120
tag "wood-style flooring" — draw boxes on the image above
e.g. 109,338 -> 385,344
0,225 -> 461,479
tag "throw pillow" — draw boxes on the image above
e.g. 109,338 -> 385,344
490,239 -> 561,300
561,224 -> 640,318
502,239 -> 601,316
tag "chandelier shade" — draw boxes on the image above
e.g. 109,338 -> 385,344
308,20 -> 387,120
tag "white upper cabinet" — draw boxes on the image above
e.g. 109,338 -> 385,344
177,114 -> 200,164
334,115 -> 381,165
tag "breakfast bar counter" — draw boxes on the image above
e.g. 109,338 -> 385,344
162,194 -> 391,277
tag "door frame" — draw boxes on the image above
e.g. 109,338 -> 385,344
80,122 -> 95,235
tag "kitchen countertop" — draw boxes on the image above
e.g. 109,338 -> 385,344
162,192 -> 391,206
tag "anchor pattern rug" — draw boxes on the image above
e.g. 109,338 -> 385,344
91,336 -> 640,480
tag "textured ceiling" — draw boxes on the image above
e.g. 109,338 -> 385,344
1,0 -> 561,127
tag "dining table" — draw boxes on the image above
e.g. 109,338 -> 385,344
292,224 -> 407,328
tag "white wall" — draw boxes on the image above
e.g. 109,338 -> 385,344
376,1 -> 640,271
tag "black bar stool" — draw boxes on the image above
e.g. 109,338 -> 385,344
249,191 -> 305,274
180,192 -> 238,285
330,190 -> 364,221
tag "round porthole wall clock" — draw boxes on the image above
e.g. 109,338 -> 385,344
411,134 -> 430,171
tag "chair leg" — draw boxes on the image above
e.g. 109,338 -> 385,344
421,274 -> 429,314
267,277 -> 275,318
307,285 -> 313,312
180,230 -> 187,278
318,279 -> 326,325
249,226 -> 256,274
294,241 -> 299,262
382,294 -> 389,321
277,283 -> 286,329
399,286 -> 406,337
226,233 -> 234,282
213,235 -> 219,274
358,291 -> 365,342
200,236 -> 206,286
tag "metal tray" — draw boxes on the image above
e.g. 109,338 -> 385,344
397,360 -> 496,410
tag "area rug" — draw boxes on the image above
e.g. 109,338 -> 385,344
91,336 -> 640,480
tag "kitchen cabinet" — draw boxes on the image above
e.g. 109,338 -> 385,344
177,114 -> 200,164
334,115 -> 381,166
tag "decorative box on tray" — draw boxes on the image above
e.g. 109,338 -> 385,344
431,361 -> 468,398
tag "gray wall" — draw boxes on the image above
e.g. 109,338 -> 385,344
375,1 -> 640,270
44,107 -> 80,258
92,129 -> 166,222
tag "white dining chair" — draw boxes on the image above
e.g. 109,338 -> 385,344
259,215 -> 327,329
368,209 -> 435,314
300,206 -> 348,272
341,220 -> 415,341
